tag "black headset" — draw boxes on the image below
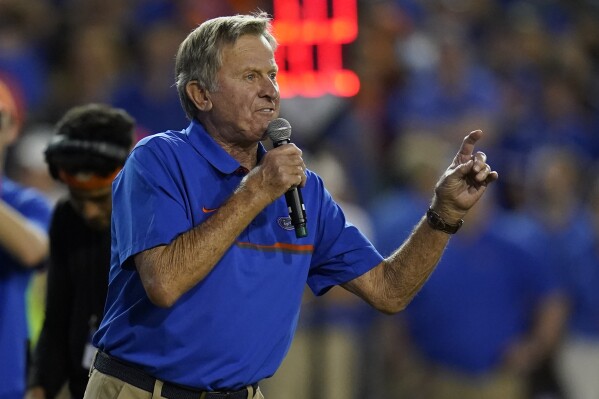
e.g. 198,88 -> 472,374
44,135 -> 130,180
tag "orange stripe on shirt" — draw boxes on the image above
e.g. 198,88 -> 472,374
236,241 -> 314,254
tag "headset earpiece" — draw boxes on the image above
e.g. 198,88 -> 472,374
45,135 -> 129,180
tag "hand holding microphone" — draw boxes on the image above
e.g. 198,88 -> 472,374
267,118 -> 308,238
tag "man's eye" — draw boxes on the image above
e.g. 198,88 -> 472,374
246,74 -> 255,81
269,73 -> 277,81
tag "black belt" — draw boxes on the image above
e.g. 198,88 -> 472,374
93,351 -> 257,399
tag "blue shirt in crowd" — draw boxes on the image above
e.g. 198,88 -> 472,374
402,212 -> 562,375
0,178 -> 51,399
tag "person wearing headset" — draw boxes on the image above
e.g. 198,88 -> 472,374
25,103 -> 135,399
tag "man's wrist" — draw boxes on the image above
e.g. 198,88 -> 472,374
426,208 -> 464,234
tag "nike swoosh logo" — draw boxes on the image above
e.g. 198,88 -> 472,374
202,206 -> 218,213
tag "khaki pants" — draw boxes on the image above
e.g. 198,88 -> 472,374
388,350 -> 525,399
556,336 -> 599,399
260,327 -> 360,399
83,369 -> 264,399
424,368 -> 525,399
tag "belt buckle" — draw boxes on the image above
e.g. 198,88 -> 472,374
203,392 -> 229,399
204,387 -> 248,399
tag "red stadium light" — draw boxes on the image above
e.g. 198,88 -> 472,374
273,0 -> 360,98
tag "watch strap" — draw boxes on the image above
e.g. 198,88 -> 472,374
426,208 -> 464,234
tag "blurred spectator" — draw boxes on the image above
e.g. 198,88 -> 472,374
371,128 -> 569,399
44,25 -> 128,123
521,145 -> 594,398
382,192 -> 568,399
0,77 -> 52,399
486,1 -> 599,210
5,125 -> 65,357
7,126 -> 65,204
111,21 -> 188,136
0,0 -> 56,115
555,167 -> 599,399
387,1 -> 501,145
26,103 -> 135,399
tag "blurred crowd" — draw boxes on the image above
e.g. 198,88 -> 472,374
2,0 -> 599,398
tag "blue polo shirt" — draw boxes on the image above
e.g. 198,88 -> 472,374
543,209 -> 599,340
0,178 -> 51,399
94,121 -> 382,390
402,211 -> 561,375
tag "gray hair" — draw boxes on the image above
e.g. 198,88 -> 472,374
175,12 -> 278,120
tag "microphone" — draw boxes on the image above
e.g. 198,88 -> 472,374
267,118 -> 308,238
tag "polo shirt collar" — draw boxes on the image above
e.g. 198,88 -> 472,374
185,120 -> 266,175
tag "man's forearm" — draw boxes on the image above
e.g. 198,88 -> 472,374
382,216 -> 451,310
135,177 -> 272,307
0,201 -> 48,267
345,215 -> 451,314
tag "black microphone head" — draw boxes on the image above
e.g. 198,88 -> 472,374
267,118 -> 292,143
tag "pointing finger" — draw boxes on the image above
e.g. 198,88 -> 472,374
457,130 -> 483,163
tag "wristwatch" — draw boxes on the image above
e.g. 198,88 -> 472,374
426,208 -> 464,234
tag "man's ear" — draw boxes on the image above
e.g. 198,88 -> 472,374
186,81 -> 212,112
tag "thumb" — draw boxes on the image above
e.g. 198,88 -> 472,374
454,157 -> 474,177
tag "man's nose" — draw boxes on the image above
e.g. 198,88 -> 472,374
260,77 -> 279,100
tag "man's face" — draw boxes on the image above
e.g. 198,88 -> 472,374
207,34 -> 280,145
68,185 -> 112,230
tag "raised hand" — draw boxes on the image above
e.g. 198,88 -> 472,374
431,130 -> 499,222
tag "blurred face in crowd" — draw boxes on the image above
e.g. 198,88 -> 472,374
0,98 -> 18,150
203,34 -> 280,145
0,108 -> 8,138
68,185 -> 112,230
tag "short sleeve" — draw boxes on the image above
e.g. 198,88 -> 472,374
306,179 -> 383,295
112,142 -> 191,267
